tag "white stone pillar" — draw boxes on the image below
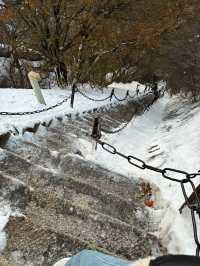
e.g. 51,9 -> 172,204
28,71 -> 46,105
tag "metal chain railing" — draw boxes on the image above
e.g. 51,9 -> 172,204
82,90 -> 159,136
100,114 -> 134,135
101,121 -> 130,134
0,84 -> 162,118
0,95 -> 71,116
77,88 -> 138,103
113,91 -> 128,102
128,92 -> 137,99
0,83 -> 160,116
77,88 -> 112,102
91,127 -> 200,256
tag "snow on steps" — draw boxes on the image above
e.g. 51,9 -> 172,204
3,160 -> 162,265
0,93 -> 154,148
1,158 -> 163,265
0,95 -> 121,146
1,100 -> 141,168
0,96 -> 164,265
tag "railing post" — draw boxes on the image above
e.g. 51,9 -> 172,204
91,117 -> 101,150
136,84 -> 140,96
28,71 -> 46,105
70,85 -> 76,108
110,88 -> 115,101
91,117 -> 101,139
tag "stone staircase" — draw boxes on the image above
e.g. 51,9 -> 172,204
0,96 -> 165,265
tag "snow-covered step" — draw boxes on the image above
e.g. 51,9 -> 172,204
32,187 -> 137,232
6,215 -> 111,266
5,196 -> 151,266
67,120 -> 92,132
0,148 -> 33,178
80,109 -> 127,128
78,114 -> 121,131
0,171 -> 32,210
47,122 -> 90,138
60,155 -> 138,204
102,114 -> 124,124
0,149 -> 64,190
62,177 -> 137,224
4,137 -> 55,169
31,165 -> 139,224
78,115 -> 95,124
0,150 -> 140,225
1,101 -> 137,167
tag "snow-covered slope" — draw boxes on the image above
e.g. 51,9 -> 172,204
88,94 -> 200,255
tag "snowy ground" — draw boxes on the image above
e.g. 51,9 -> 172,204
1,83 -> 199,260
0,84 -> 142,135
82,93 -> 200,256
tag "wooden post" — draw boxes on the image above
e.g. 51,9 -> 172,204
28,71 -> 46,105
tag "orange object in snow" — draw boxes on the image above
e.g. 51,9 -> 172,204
144,199 -> 155,208
144,193 -> 155,208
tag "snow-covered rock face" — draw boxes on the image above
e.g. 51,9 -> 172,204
92,94 -> 200,255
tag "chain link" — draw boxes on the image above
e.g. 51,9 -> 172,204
94,139 -> 200,180
0,95 -> 71,116
77,89 -> 112,102
0,87 -> 157,116
128,93 -> 136,99
77,88 -> 137,103
113,92 -> 128,102
101,121 -> 129,134
92,137 -> 200,256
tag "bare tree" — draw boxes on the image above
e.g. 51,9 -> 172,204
0,0 -> 199,95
